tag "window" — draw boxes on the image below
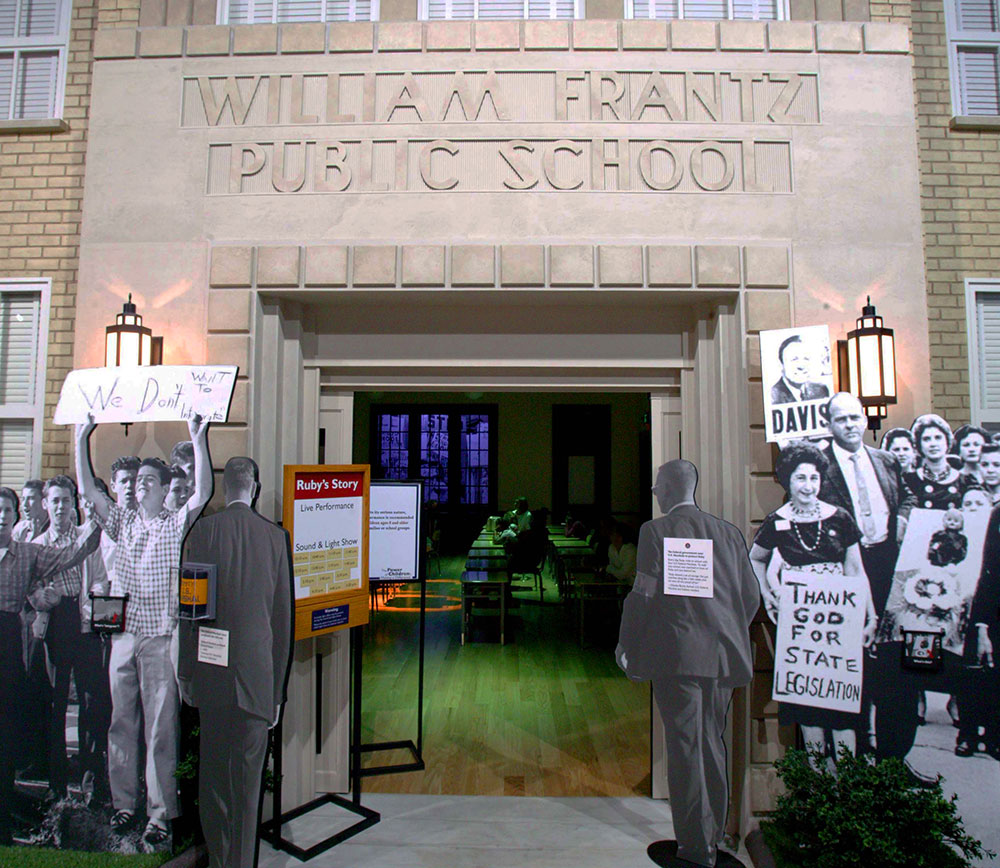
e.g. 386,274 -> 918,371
421,0 -> 580,20
0,280 -> 50,490
372,405 -> 497,508
966,279 -> 1000,430
627,0 -> 782,19
946,0 -> 1000,116
220,0 -> 378,23
0,0 -> 70,121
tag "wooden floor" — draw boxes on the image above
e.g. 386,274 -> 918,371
360,556 -> 650,797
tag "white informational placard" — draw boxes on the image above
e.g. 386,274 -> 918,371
369,481 -> 422,582
290,470 -> 365,600
197,626 -> 230,667
772,571 -> 866,714
663,538 -> 714,598
54,365 -> 238,425
759,325 -> 835,443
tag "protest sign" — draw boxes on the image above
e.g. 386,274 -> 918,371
53,365 -> 238,425
772,571 -> 867,714
760,325 -> 835,443
876,506 -> 990,656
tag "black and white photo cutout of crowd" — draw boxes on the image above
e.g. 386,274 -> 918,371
0,415 -> 212,852
753,392 -> 1000,792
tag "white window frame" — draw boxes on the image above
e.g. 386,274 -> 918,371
966,278 -> 1000,428
0,278 -> 51,485
624,0 -> 786,19
944,0 -> 1000,118
0,0 -> 72,121
217,0 -> 380,23
418,0 -> 584,19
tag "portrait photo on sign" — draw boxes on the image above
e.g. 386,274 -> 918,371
760,325 -> 835,443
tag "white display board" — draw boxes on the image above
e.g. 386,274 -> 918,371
369,481 -> 423,582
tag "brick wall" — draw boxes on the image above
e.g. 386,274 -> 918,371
911,0 -> 1000,424
0,0 -> 105,478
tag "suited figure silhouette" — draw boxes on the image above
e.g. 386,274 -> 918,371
178,458 -> 293,868
618,460 -> 759,867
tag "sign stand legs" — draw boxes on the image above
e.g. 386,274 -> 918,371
360,574 -> 427,777
262,625 -> 380,861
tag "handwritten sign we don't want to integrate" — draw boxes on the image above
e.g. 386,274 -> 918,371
54,366 -> 238,425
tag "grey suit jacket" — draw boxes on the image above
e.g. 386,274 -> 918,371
178,502 -> 293,722
626,505 -> 760,687
818,443 -> 915,541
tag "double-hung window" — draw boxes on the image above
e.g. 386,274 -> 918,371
627,0 -> 783,19
946,0 -> 1000,117
0,0 -> 71,121
220,0 -> 378,24
0,280 -> 50,490
966,279 -> 1000,431
421,0 -> 581,20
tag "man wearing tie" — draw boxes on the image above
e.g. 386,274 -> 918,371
819,392 -> 923,775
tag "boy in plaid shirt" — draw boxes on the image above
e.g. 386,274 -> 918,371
76,413 -> 212,846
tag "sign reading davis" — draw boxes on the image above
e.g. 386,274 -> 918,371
181,70 -> 820,128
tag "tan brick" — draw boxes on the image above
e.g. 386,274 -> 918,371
669,20 -> 717,51
500,245 -> 545,286
281,22 -> 326,53
232,24 -> 277,55
474,20 -> 519,51
719,20 -> 766,51
138,26 -> 183,57
378,21 -> 422,52
549,245 -> 594,287
257,246 -> 300,287
209,247 -> 253,288
524,20 -> 570,51
206,334 -> 250,372
598,245 -> 643,287
767,21 -> 815,51
622,19 -> 668,50
864,21 -> 909,52
451,245 -> 495,287
745,290 -> 791,332
185,25 -> 231,56
425,21 -> 470,51
93,28 -> 136,59
304,245 -> 348,287
401,245 -> 445,287
816,21 -> 863,52
744,247 -> 789,289
695,245 -> 741,287
353,246 -> 397,286
207,289 -> 252,332
573,20 -> 618,50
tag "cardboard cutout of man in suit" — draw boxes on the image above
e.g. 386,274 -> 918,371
617,460 -> 759,868
177,457 -> 293,868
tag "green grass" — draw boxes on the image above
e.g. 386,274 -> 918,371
0,848 -> 172,868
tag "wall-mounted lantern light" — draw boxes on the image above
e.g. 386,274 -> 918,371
842,297 -> 897,434
105,294 -> 162,368
105,294 -> 163,435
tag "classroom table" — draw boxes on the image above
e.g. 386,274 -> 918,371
461,570 -> 509,645
567,569 -> 628,647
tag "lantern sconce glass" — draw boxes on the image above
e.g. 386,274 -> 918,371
105,294 -> 163,367
105,295 -> 163,436
838,297 -> 897,436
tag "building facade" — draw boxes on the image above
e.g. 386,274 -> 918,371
2,0 -> 998,834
